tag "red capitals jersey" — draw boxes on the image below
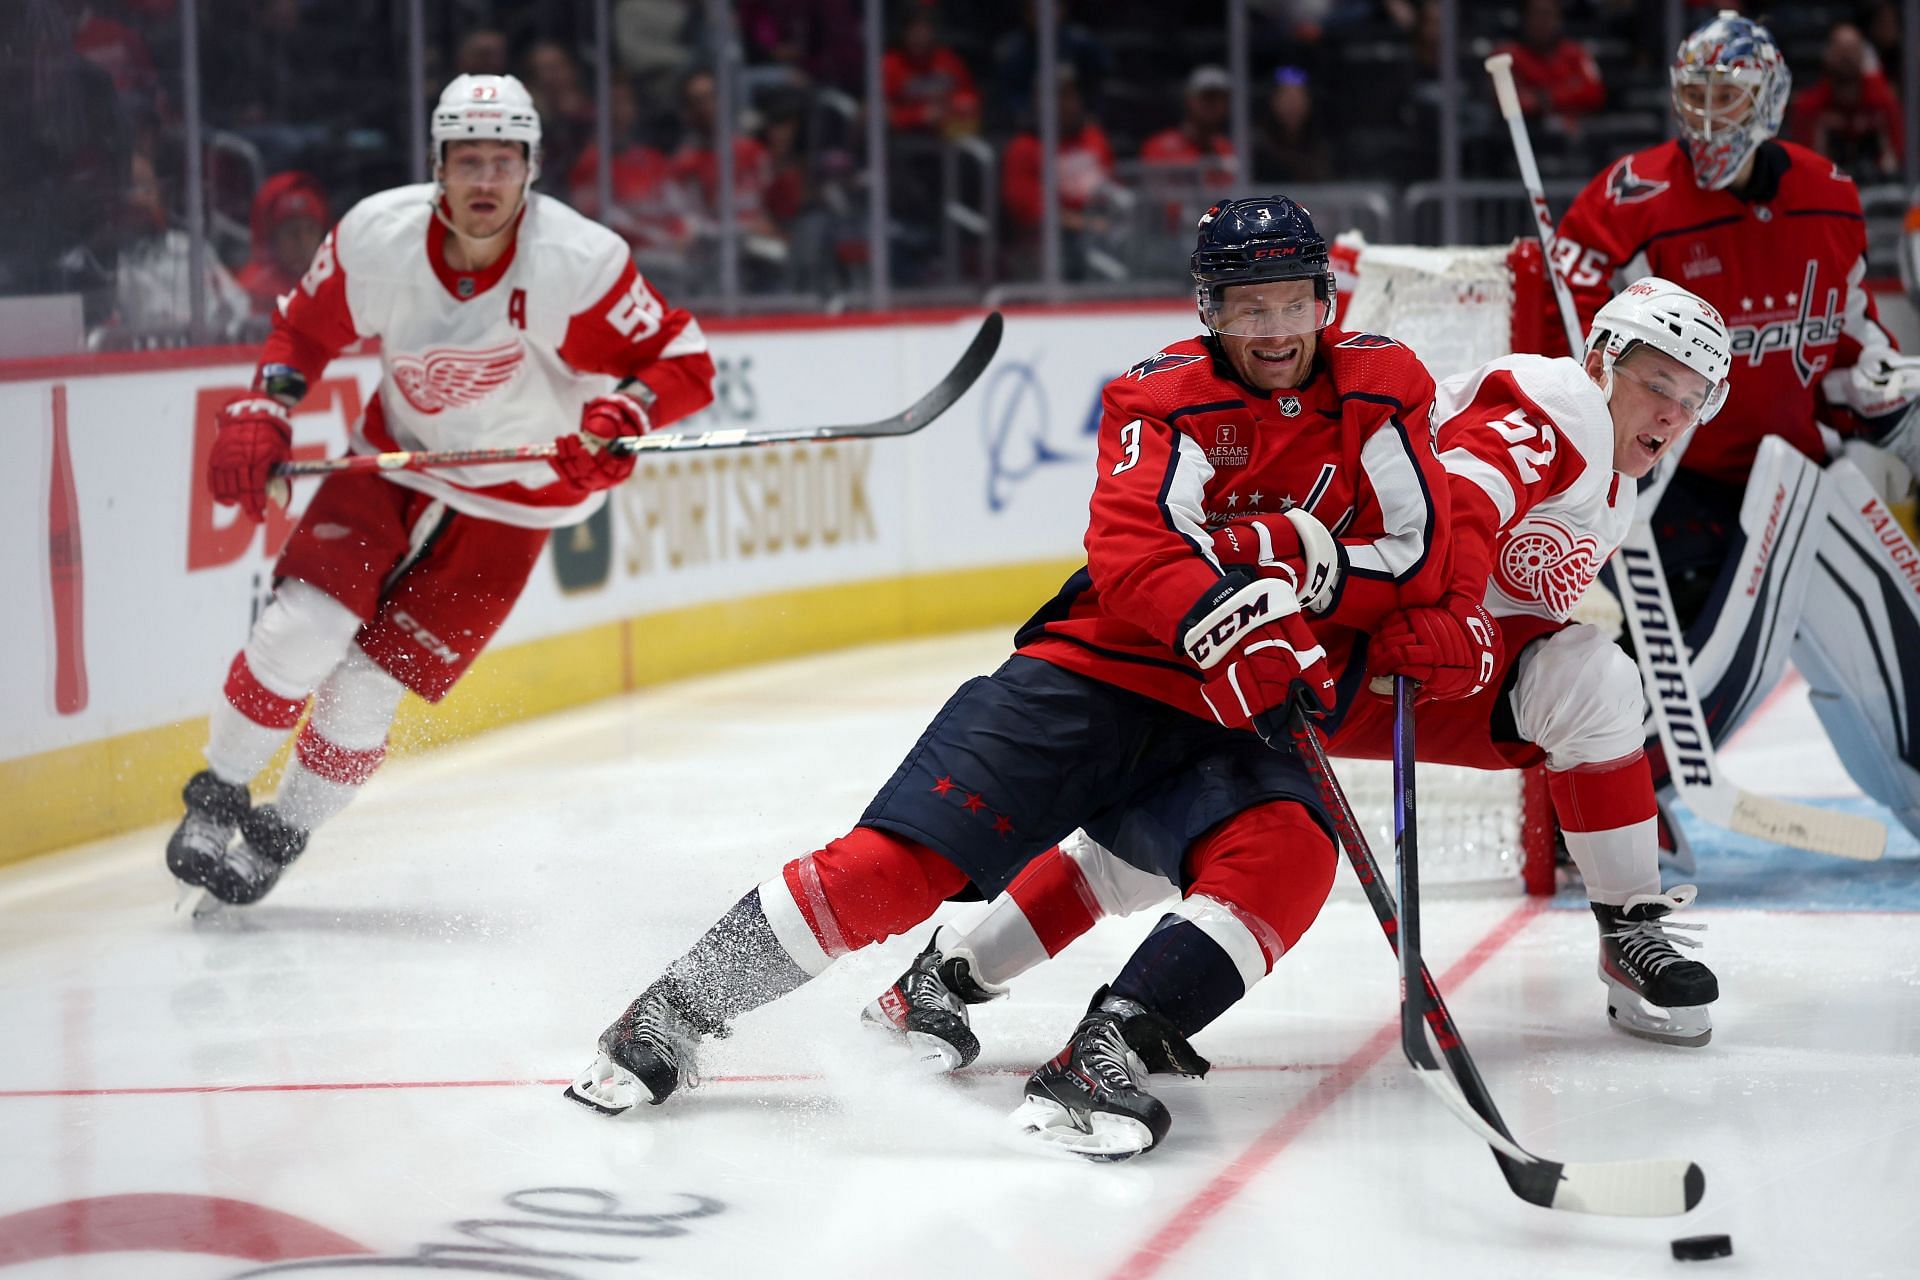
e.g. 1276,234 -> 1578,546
1434,355 -> 1629,621
1016,331 -> 1449,723
1551,140 -> 1893,485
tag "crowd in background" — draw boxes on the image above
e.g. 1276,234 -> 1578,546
3,0 -> 1913,349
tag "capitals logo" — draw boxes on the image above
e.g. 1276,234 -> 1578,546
1606,155 -> 1670,206
390,340 -> 526,414
1727,259 -> 1841,386
1496,515 -> 1603,618
1126,351 -> 1204,380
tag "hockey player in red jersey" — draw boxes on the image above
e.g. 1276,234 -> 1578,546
565,197 -> 1458,1158
1550,12 -> 1920,846
164,74 -> 716,905
863,279 -> 1738,1069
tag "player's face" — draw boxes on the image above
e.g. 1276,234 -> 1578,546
1212,279 -> 1323,391
1673,78 -> 1756,138
1602,347 -> 1715,477
439,140 -> 528,239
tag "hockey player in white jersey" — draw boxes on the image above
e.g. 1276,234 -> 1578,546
864,279 -> 1738,1089
165,74 -> 715,905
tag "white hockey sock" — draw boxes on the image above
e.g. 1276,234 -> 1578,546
1547,756 -> 1661,907
274,761 -> 363,833
268,645 -> 404,834
950,895 -> 1052,991
205,700 -> 293,786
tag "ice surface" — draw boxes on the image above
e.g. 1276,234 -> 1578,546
2,632 -> 1916,1279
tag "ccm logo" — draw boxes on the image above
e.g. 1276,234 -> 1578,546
1186,594 -> 1272,665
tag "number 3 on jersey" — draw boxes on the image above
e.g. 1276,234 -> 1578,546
1112,420 -> 1143,475
1488,408 -> 1557,483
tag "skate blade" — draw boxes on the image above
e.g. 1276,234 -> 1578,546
903,1030 -> 965,1074
1008,1097 -> 1154,1161
1607,994 -> 1712,1047
172,882 -> 218,917
562,1053 -> 643,1117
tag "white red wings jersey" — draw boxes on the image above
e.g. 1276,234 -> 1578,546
1015,330 -> 1450,724
260,184 -> 716,528
1433,354 -> 1627,621
1551,139 -> 1892,486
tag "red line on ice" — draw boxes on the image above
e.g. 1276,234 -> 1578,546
1105,898 -> 1545,1280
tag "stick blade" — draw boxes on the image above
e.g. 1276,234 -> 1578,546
1514,1156 -> 1705,1218
1727,791 -> 1885,860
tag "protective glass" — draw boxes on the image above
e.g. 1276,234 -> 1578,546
1201,280 -> 1335,338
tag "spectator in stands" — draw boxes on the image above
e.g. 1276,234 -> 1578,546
455,28 -> 510,77
568,78 -> 688,266
884,8 -> 981,139
670,69 -> 791,287
1491,0 -> 1605,127
614,0 -> 695,110
523,40 -> 597,200
82,150 -> 248,344
1255,65 -> 1331,183
1791,22 -> 1904,182
989,0 -> 1111,135
1140,65 -> 1238,183
72,3 -> 159,115
736,0 -> 864,94
234,171 -> 328,318
1001,65 -> 1116,281
1863,3 -> 1902,79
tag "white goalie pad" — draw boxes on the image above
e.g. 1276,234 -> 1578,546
1686,436 -> 1826,745
1791,455 -> 1920,840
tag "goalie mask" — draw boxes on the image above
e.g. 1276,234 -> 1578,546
1670,11 -> 1790,192
1587,278 -> 1733,425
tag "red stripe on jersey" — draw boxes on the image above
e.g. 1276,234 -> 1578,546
423,204 -> 522,302
259,226 -> 362,389
559,262 -> 717,428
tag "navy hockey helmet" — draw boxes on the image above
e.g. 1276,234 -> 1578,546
1190,196 -> 1337,338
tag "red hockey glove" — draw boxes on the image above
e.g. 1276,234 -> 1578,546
1183,576 -> 1336,745
1369,592 -> 1502,702
208,397 -> 293,522
551,393 -> 651,491
1209,507 -> 1343,612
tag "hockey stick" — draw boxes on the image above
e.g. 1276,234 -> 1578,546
272,310 -> 1005,479
1288,687 -> 1704,1217
1485,54 -> 1883,861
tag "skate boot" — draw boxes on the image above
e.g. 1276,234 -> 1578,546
196,804 -> 309,906
861,926 -> 1008,1071
564,980 -> 722,1116
1010,987 -> 1208,1161
1594,885 -> 1717,1047
165,771 -> 251,892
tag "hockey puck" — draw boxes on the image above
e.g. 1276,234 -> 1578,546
1670,1234 -> 1733,1262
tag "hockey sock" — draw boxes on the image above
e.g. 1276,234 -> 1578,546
1111,801 -> 1335,1039
760,826 -> 971,973
205,654 -> 305,784
272,646 -> 404,833
656,888 -> 818,1030
962,845 -> 1103,988
1547,751 -> 1661,906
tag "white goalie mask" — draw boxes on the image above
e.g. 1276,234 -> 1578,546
1669,11 -> 1790,192
431,74 -> 543,208
1586,277 -> 1734,425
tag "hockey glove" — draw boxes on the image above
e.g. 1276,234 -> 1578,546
208,397 -> 293,522
1209,507 -> 1343,612
1368,591 -> 1502,702
1183,575 -> 1336,745
552,393 -> 652,491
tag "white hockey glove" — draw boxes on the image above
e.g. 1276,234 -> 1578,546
1208,507 -> 1344,613
1823,349 -> 1920,476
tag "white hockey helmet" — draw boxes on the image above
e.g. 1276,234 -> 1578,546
1669,11 -> 1790,191
1586,277 -> 1733,424
431,74 -> 542,180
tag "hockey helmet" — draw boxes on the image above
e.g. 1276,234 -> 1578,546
432,74 -> 543,182
1587,277 -> 1733,424
1191,196 -> 1337,338
1669,11 -> 1789,191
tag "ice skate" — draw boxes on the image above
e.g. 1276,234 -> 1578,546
165,771 -> 251,895
193,804 -> 309,906
1594,885 -> 1717,1047
1011,988 -> 1207,1161
565,982 -> 716,1115
861,926 -> 1007,1071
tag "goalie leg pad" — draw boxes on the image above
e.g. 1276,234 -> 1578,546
1682,436 -> 1825,745
1791,457 -> 1920,839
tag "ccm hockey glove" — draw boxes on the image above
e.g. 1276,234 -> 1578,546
1182,575 -> 1336,745
1369,591 -> 1502,701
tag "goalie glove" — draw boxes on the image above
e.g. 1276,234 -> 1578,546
1822,349 -> 1920,475
1208,506 -> 1344,612
1181,575 -> 1336,745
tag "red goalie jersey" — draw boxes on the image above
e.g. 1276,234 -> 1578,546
1015,331 -> 1451,724
1550,139 -> 1893,485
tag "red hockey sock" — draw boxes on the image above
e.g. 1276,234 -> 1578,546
1004,844 -> 1103,957
1547,751 -> 1661,904
1182,800 -> 1338,969
223,653 -> 305,729
780,826 -> 970,958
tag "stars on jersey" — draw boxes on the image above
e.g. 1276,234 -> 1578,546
929,774 -> 1017,837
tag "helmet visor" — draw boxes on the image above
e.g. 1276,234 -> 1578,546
1201,279 -> 1335,338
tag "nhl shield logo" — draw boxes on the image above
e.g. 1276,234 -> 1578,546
456,275 -> 477,298
1277,396 -> 1301,417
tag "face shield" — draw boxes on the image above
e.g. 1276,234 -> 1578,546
1198,277 -> 1336,339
